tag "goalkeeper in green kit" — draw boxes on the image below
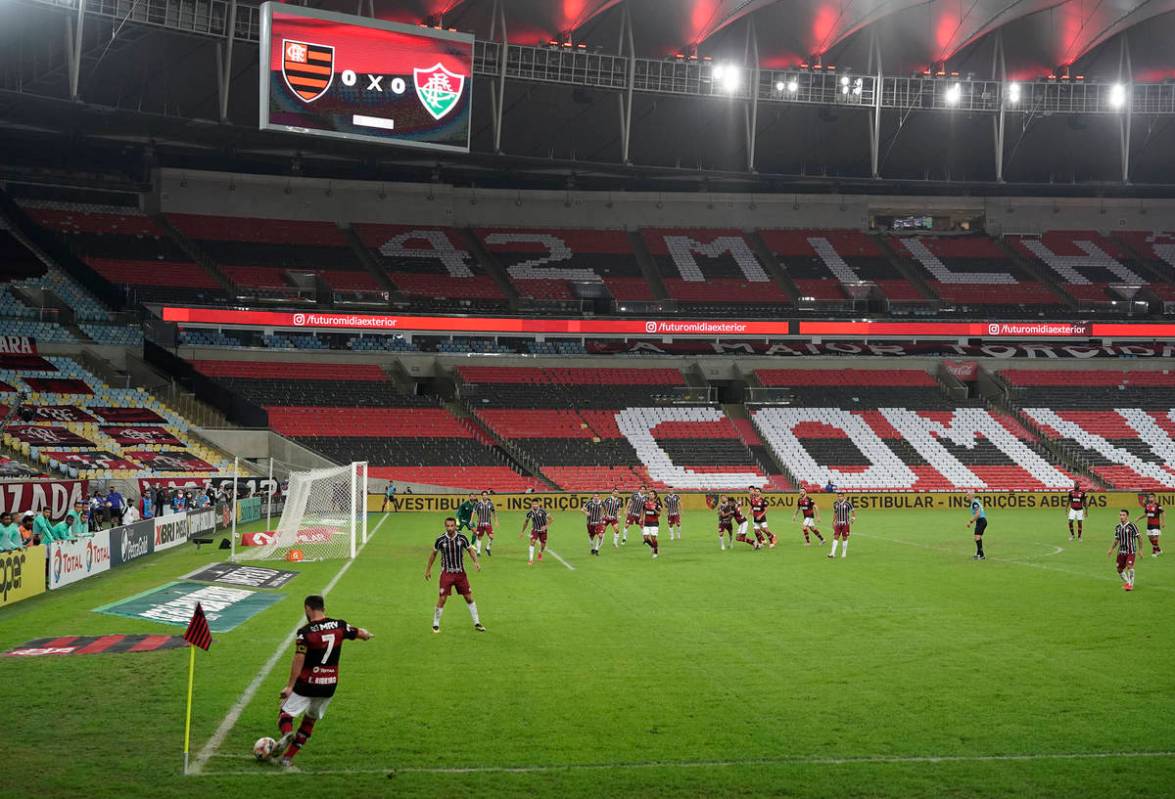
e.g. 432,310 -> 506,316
456,492 -> 477,533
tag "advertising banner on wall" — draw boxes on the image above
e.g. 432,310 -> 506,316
0,480 -> 88,522
48,531 -> 112,590
153,514 -> 190,552
109,520 -> 155,568
0,544 -> 45,608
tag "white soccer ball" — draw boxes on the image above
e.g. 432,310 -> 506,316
253,736 -> 277,761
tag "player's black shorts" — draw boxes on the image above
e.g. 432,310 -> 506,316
974,518 -> 988,536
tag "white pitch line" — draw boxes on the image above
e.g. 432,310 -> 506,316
545,548 -> 575,571
189,513 -> 389,776
198,749 -> 1175,777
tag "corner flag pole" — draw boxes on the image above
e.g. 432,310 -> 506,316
183,643 -> 196,774
266,456 -> 274,530
181,602 -> 212,775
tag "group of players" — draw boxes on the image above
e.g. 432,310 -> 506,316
262,481 -> 1165,770
448,485 -> 857,563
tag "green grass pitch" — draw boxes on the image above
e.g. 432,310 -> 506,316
3,507 -> 1174,799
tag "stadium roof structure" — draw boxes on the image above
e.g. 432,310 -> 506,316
1,0 -> 1175,191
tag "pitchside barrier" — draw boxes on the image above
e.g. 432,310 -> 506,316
0,506 -> 223,610
370,491 -> 1175,515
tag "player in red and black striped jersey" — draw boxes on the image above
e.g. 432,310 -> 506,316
1108,509 -> 1141,590
746,487 -> 778,549
603,488 -> 624,548
1066,482 -> 1090,542
520,501 -> 551,565
1134,493 -> 1163,556
425,517 -> 485,634
583,493 -> 606,556
275,595 -> 372,767
790,488 -> 825,545
730,495 -> 760,550
641,490 -> 662,558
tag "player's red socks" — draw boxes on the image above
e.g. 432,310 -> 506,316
1077,522 -> 1083,540
813,529 -> 824,542
1153,539 -> 1162,555
284,717 -> 316,760
278,712 -> 294,736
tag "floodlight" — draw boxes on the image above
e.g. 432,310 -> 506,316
786,79 -> 798,93
945,82 -> 962,105
1109,83 -> 1126,109
1007,82 -> 1021,104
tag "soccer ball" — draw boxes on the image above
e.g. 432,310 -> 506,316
253,736 -> 277,761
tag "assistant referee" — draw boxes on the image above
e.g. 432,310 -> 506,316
965,491 -> 987,560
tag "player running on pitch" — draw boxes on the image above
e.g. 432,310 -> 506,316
747,486 -> 778,549
1135,493 -> 1163,557
273,595 -> 373,768
828,491 -> 855,559
425,517 -> 485,633
1066,481 -> 1089,542
732,495 -> 760,550
622,484 -> 647,545
1108,509 -> 1141,591
520,499 -> 551,565
791,488 -> 825,546
664,491 -> 683,541
456,492 -> 477,533
472,490 -> 497,556
603,488 -> 624,548
583,492 -> 606,556
966,490 -> 987,561
642,489 -> 663,558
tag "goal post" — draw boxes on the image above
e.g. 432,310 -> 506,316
234,462 -> 366,562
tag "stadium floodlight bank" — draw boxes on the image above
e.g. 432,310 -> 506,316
234,462 -> 368,562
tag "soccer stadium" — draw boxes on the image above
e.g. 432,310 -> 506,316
1,0 -> 1174,797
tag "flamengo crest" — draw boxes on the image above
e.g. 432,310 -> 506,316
413,63 -> 465,120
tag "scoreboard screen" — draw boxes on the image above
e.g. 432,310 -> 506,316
259,3 -> 473,153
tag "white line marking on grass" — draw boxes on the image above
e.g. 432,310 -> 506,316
189,513 -> 389,776
546,548 -> 575,571
197,750 -> 1175,777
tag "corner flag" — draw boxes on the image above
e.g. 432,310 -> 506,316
182,603 -> 212,773
184,602 -> 213,650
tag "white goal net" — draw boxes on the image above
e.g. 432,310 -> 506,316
235,462 -> 367,562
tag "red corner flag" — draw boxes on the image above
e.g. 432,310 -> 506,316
183,602 -> 213,651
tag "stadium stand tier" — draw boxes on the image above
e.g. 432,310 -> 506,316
19,200 -> 227,305
1000,368 -> 1175,491
353,225 -> 507,309
751,368 -> 1073,491
191,360 -> 543,491
642,229 -> 791,313
0,355 -> 233,480
889,234 -> 1068,316
760,229 -> 924,302
166,214 -> 380,295
459,366 -> 784,491
475,227 -> 654,301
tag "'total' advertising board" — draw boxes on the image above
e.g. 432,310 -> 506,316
261,3 -> 473,153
